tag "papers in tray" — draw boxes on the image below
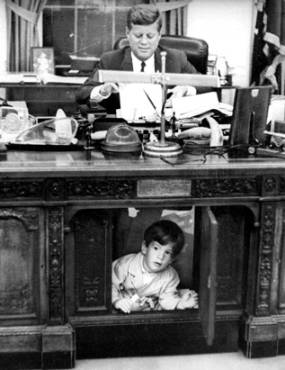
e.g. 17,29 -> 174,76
171,92 -> 233,120
118,83 -> 162,123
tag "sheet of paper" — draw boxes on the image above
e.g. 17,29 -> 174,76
118,83 -> 163,123
172,91 -> 233,119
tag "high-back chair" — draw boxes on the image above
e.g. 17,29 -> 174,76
113,35 -> 209,74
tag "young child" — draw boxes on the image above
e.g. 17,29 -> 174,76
112,219 -> 198,313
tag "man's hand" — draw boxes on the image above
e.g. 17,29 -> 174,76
99,82 -> 119,98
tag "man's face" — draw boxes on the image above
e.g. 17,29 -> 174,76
126,21 -> 161,61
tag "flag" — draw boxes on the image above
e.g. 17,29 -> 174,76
251,0 -> 285,92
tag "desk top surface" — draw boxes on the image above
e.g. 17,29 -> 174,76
0,149 -> 284,178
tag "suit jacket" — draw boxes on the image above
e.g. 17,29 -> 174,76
76,46 -> 197,113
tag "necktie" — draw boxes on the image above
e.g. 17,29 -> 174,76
141,61 -> 146,72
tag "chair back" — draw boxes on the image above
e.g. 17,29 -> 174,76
113,35 -> 208,74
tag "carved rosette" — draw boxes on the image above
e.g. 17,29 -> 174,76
66,178 -> 136,199
47,207 -> 64,323
256,204 -> 275,316
262,176 -> 278,195
45,179 -> 65,200
192,177 -> 258,197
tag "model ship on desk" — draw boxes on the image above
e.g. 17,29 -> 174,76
8,109 -> 80,149
67,54 -> 100,76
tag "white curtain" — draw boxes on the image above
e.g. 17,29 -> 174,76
154,0 -> 190,35
6,0 -> 47,71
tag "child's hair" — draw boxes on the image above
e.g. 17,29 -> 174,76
144,219 -> 184,257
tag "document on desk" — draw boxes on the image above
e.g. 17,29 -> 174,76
172,92 -> 233,119
118,83 -> 162,123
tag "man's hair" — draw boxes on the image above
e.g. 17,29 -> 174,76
144,220 -> 184,257
126,4 -> 162,31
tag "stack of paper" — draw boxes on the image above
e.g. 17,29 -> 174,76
171,92 -> 233,119
118,83 -> 162,123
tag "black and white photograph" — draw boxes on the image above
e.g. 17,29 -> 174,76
31,47 -> 55,75
1,1 -> 285,370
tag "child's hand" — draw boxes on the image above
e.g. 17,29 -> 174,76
177,290 -> 199,310
114,297 -> 133,313
129,295 -> 153,312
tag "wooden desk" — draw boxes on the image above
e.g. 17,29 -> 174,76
0,150 -> 285,368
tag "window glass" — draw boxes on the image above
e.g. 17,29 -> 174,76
43,8 -> 74,65
44,0 -> 148,67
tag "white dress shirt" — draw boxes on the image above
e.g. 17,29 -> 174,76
131,53 -> 155,73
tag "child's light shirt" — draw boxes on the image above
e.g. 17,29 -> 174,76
112,252 -> 181,310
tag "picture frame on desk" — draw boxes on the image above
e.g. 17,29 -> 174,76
31,47 -> 55,74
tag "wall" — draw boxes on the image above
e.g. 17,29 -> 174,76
187,0 -> 255,86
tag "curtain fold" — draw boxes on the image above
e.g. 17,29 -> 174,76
153,0 -> 190,35
251,0 -> 285,92
6,0 -> 47,72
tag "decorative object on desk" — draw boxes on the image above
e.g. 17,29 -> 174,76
13,111 -> 78,146
84,123 -> 95,160
0,105 -> 34,143
101,123 -> 141,155
215,56 -> 230,86
31,47 -> 54,84
55,109 -> 74,144
207,54 -> 218,75
179,126 -> 211,145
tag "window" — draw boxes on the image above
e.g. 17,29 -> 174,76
43,0 -> 148,68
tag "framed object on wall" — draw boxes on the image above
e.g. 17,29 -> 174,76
31,47 -> 55,75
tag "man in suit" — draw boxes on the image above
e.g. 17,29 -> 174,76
76,4 -> 197,113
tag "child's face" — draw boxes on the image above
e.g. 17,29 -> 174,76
141,241 -> 174,273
